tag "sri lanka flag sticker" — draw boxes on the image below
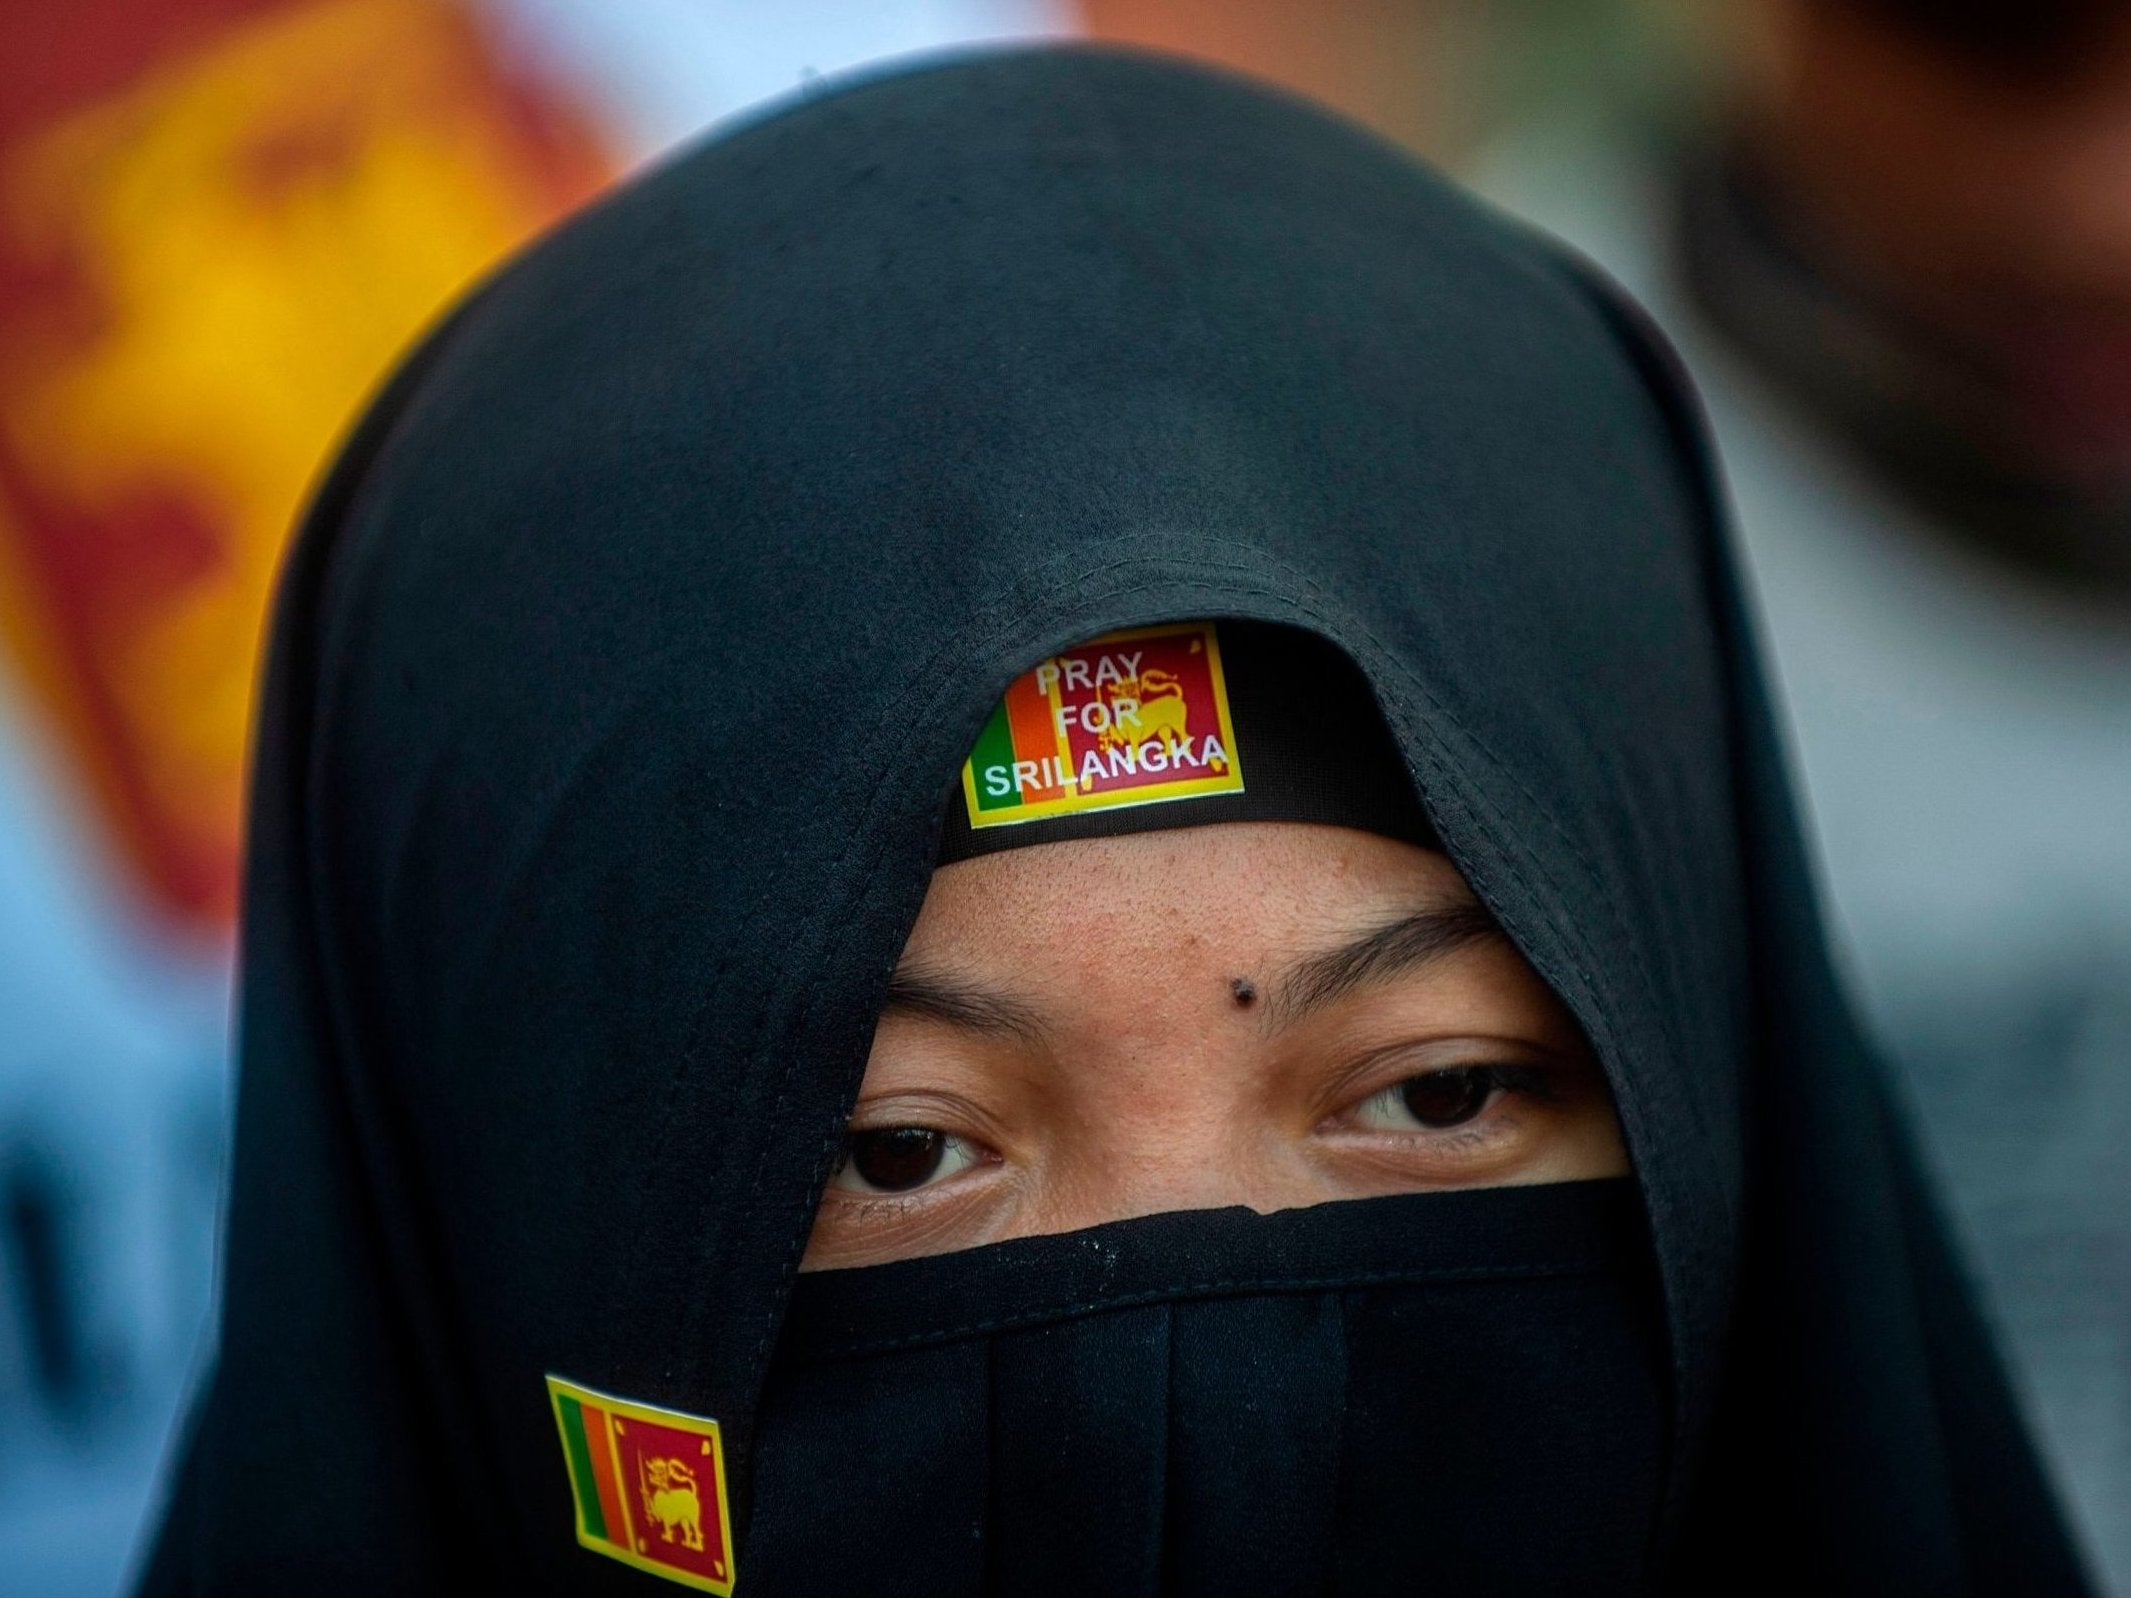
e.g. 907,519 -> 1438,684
963,621 -> 1244,828
548,1374 -> 736,1593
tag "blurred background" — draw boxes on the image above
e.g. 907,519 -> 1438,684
1,2 -> 2126,1592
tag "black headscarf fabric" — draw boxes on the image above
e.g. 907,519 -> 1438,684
142,45 -> 2092,1596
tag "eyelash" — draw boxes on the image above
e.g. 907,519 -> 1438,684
828,1127 -> 991,1198
1342,1063 -> 1557,1134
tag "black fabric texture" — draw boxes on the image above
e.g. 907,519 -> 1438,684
749,1181 -> 1667,1597
936,618 -> 1438,861
139,43 -> 2094,1596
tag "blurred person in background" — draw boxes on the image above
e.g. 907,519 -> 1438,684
1485,0 -> 2131,1586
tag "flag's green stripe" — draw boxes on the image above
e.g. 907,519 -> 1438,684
969,698 -> 1020,812
557,1394 -> 609,1540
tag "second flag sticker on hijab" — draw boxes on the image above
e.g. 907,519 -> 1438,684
547,1376 -> 735,1593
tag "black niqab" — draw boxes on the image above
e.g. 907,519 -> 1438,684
143,46 -> 2092,1595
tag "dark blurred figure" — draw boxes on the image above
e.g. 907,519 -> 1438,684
1488,1 -> 2131,1588
1696,0 -> 2131,590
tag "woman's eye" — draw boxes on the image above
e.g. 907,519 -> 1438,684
1352,1066 -> 1508,1131
830,1127 -> 985,1194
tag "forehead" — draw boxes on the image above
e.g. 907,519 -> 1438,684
906,822 -> 1469,970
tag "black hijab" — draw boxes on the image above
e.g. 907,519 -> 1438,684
142,45 -> 2091,1596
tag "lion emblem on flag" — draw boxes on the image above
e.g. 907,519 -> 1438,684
1098,666 -> 1190,754
640,1456 -> 706,1551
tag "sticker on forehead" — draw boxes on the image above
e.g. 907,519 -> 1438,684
962,621 -> 1245,829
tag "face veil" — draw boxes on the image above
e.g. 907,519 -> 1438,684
140,45 -> 2093,1598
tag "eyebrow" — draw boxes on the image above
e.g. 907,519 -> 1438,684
1267,901 -> 1505,1030
880,965 -> 1050,1044
879,900 -> 1505,1043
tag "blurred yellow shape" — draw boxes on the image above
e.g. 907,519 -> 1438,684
0,0 -> 607,934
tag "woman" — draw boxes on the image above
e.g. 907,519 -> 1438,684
141,46 -> 2092,1595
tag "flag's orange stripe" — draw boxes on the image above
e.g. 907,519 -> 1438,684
581,1403 -> 628,1546
1004,671 -> 1067,802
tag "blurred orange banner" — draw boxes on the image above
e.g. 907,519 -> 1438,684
0,0 -> 609,935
